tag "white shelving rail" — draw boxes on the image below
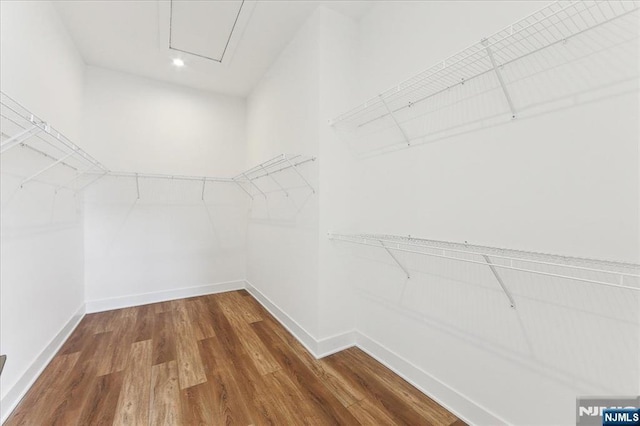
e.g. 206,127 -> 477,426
329,0 -> 639,146
233,154 -> 316,199
87,154 -> 316,201
1,92 -> 316,200
0,91 -> 109,191
329,233 -> 640,308
93,154 -> 316,200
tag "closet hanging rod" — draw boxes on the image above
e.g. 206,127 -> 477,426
88,170 -> 234,183
329,233 -> 640,292
329,0 -> 639,127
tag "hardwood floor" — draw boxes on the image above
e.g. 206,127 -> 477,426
5,290 -> 465,425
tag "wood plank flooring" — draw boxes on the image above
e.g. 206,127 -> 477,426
5,290 -> 465,425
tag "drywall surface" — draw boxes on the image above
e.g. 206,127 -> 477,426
245,11 -> 321,337
82,67 -> 247,177
0,0 -> 86,418
82,67 -> 248,306
316,8 -> 360,339
328,1 -> 640,424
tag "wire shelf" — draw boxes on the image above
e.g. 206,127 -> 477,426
233,154 -> 316,199
329,0 -> 640,149
82,154 -> 316,200
330,233 -> 640,307
1,93 -> 316,200
1,91 -> 109,190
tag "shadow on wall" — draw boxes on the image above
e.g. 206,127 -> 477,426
84,176 -> 249,253
82,176 -> 249,298
335,9 -> 639,158
247,166 -> 318,225
0,149 -> 83,235
342,244 -> 639,397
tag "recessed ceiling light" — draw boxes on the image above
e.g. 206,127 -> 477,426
172,58 -> 184,67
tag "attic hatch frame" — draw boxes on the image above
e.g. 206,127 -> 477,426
168,0 -> 245,63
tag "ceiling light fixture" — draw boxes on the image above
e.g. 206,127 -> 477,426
172,58 -> 184,67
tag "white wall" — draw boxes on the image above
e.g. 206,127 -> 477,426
245,11 -> 321,339
82,67 -> 248,309
316,8 -> 360,340
329,1 -> 639,424
0,0 -> 86,420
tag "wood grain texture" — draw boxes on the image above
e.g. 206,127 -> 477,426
172,302 -> 207,389
149,360 -> 182,426
5,291 -> 465,426
113,339 -> 152,426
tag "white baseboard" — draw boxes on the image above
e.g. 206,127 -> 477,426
1,303 -> 86,424
2,282 -> 501,426
245,281 -> 356,358
85,280 -> 246,313
244,282 -> 500,424
316,330 -> 357,358
356,333 -> 506,425
245,281 -> 320,356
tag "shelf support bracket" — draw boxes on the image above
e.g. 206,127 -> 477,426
56,165 -> 96,193
77,171 -> 107,193
482,254 -> 516,308
21,151 -> 76,187
379,240 -> 410,279
201,178 -> 206,201
260,164 -> 289,197
379,95 -> 411,146
284,156 -> 315,194
0,124 -> 44,154
232,178 -> 254,199
242,172 -> 267,198
135,173 -> 140,199
482,39 -> 517,119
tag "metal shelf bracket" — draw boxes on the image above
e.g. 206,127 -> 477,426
482,254 -> 516,308
20,150 -> 76,188
0,124 -> 44,154
233,178 -> 254,199
260,164 -> 289,197
379,94 -> 411,146
482,39 -> 517,119
379,240 -> 411,279
284,156 -> 315,194
242,172 -> 267,198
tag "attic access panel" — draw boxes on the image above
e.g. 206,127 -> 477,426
169,0 -> 245,63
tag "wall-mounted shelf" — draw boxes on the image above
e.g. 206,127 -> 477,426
329,1 -> 639,148
83,154 -> 316,200
2,92 -> 316,201
233,154 -> 316,199
329,233 -> 640,308
0,91 -> 109,191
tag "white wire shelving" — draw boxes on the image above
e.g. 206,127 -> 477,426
329,0 -> 640,148
1,91 -> 109,191
329,233 -> 640,308
86,154 -> 316,201
233,154 -> 316,199
1,92 -> 316,200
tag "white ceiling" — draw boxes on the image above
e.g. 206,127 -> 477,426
54,0 -> 373,97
